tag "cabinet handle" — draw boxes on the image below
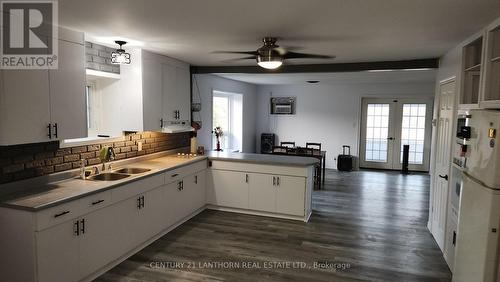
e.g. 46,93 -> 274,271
173,110 -> 177,119
277,177 -> 280,186
91,199 -> 104,206
273,176 -> 276,186
80,219 -> 85,234
160,118 -> 164,128
141,196 -> 145,208
54,210 -> 70,218
171,173 -> 179,178
74,221 -> 80,236
181,180 -> 184,190
452,231 -> 456,246
137,197 -> 142,209
439,174 -> 449,181
245,174 -> 249,183
53,123 -> 58,138
47,123 -> 52,139
195,175 -> 198,184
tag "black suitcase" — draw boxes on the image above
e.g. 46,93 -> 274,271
337,145 -> 353,172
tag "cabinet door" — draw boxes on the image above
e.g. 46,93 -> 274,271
175,66 -> 191,121
164,181 -> 185,226
275,176 -> 306,216
184,171 -> 206,213
140,186 -> 167,239
162,63 -> 177,122
36,220 -> 79,282
209,170 -> 248,208
79,205 -> 123,279
248,173 -> 276,213
49,40 -> 86,140
0,69 -> 51,145
142,56 -> 163,131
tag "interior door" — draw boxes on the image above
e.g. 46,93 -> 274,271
430,79 -> 456,251
360,98 -> 397,169
360,98 -> 433,171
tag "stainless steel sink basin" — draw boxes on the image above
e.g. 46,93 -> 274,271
114,167 -> 151,174
88,173 -> 131,181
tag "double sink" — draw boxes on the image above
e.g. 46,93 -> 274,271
88,167 -> 152,181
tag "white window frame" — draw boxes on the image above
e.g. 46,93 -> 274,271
212,90 -> 243,152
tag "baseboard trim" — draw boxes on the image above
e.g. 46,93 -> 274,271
206,205 -> 309,222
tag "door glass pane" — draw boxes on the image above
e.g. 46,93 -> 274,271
400,104 -> 426,164
365,104 -> 390,162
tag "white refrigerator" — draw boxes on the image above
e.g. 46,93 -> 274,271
454,110 -> 500,282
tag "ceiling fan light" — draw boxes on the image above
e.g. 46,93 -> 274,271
257,55 -> 283,70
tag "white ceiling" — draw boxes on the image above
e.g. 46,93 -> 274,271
59,0 -> 500,66
214,70 -> 437,85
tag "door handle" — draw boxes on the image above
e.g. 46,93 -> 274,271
53,123 -> 58,138
438,174 -> 449,181
47,123 -> 52,139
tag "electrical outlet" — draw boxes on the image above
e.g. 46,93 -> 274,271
137,141 -> 143,151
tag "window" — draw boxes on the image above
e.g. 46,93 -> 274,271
212,91 -> 243,152
85,82 -> 101,137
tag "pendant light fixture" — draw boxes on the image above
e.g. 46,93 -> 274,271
111,40 -> 131,65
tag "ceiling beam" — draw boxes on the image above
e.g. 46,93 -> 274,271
190,58 -> 439,74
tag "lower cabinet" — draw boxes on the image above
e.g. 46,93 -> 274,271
210,169 -> 307,217
36,220 -> 80,282
208,170 -> 249,208
165,170 -> 206,224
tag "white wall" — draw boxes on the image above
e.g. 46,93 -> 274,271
192,74 -> 258,153
256,81 -> 436,168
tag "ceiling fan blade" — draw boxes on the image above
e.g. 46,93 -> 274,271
212,50 -> 258,55
221,56 -> 256,62
284,51 -> 335,59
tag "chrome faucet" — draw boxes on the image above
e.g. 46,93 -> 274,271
99,147 -> 116,172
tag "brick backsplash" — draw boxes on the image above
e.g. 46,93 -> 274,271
0,132 -> 190,184
85,42 -> 120,74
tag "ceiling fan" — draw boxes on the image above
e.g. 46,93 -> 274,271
213,37 -> 335,70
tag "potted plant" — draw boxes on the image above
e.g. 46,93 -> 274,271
212,126 -> 224,151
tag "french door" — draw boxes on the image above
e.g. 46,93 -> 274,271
359,97 -> 433,171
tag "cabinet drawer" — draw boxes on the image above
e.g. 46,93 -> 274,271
111,173 -> 164,203
36,200 -> 85,231
164,160 -> 207,184
80,190 -> 112,213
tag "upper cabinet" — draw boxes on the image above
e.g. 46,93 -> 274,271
481,19 -> 500,109
141,50 -> 191,132
459,35 -> 484,108
0,28 -> 86,145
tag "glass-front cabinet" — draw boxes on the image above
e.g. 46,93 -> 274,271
460,35 -> 484,108
481,19 -> 500,108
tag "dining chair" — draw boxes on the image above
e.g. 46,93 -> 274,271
280,141 -> 295,148
306,142 -> 322,151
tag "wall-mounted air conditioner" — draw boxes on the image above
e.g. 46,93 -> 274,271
270,97 -> 296,115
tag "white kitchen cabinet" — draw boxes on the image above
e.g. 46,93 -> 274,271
36,220 -> 80,282
79,204 -> 123,279
142,55 -> 163,131
208,170 -> 249,208
49,39 -> 87,140
138,186 -> 166,241
248,173 -> 275,213
0,28 -> 86,145
139,50 -> 191,132
184,170 -> 207,212
248,174 -> 305,216
481,19 -> 500,109
175,66 -> 191,121
275,175 -> 306,216
0,69 -> 51,145
164,181 -> 185,226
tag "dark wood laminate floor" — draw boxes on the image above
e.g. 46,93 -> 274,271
96,170 -> 452,282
